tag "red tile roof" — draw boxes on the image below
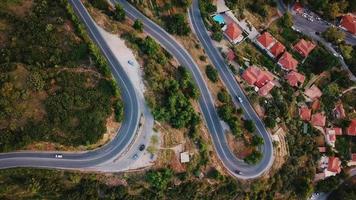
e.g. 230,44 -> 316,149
255,71 -> 274,88
299,106 -> 311,121
318,147 -> 326,153
327,157 -> 341,173
226,49 -> 236,61
311,99 -> 320,111
258,81 -> 275,96
278,52 -> 299,71
225,23 -> 242,41
270,41 -> 286,58
340,14 -> 356,35
294,39 -> 316,57
257,32 -> 275,49
293,3 -> 303,13
242,66 -> 273,88
311,113 -> 326,127
304,85 -> 323,100
285,71 -> 305,87
333,103 -> 346,119
346,119 -> 356,136
326,127 -> 342,136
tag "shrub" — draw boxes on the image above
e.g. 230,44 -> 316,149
205,65 -> 218,82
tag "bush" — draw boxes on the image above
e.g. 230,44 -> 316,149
205,65 -> 218,82
217,89 -> 231,103
163,14 -> 190,36
244,119 -> 256,133
133,19 -> 143,32
113,4 -> 125,21
244,150 -> 262,164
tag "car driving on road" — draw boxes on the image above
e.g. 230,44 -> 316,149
55,154 -> 63,158
139,144 -> 145,151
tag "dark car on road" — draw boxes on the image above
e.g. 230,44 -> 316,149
139,144 -> 145,151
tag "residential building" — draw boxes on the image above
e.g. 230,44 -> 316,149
340,14 -> 356,35
311,113 -> 326,127
224,23 -> 243,44
304,85 -> 322,100
278,52 -> 299,71
325,127 -> 342,147
269,41 -> 286,58
256,32 -> 276,50
226,49 -> 236,61
346,119 -> 356,136
293,39 -> 316,57
285,71 -> 305,87
180,152 -> 190,163
327,157 -> 342,174
318,156 -> 342,178
333,103 -> 346,119
258,81 -> 275,96
241,66 -> 273,87
299,106 -> 311,121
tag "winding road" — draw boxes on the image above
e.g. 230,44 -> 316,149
114,0 -> 274,178
0,0 -> 274,179
0,0 -> 141,170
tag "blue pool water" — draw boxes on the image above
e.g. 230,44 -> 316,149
213,14 -> 225,25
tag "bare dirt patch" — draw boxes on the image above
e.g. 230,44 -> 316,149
5,0 -> 33,17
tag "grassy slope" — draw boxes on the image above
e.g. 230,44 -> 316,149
0,0 -> 122,152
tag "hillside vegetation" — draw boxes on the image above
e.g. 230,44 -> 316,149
0,0 -> 123,152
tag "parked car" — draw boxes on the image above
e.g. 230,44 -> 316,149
234,170 -> 242,175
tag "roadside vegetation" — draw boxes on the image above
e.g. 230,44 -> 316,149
0,0 -> 123,152
298,0 -> 356,20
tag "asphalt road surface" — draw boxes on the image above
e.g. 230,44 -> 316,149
189,0 -> 274,177
0,0 -> 141,170
114,0 -> 274,179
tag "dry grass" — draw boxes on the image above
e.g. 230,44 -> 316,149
4,0 -> 33,17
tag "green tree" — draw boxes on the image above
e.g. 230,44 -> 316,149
251,135 -> 264,146
205,65 -> 219,82
113,4 -> 125,21
323,27 -> 345,44
244,119 -> 256,133
280,12 -> 293,28
164,14 -> 190,36
133,19 -> 143,32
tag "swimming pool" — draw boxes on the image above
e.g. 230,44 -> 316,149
212,14 -> 225,25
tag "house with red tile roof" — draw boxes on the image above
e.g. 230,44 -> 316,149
346,119 -> 356,136
311,113 -> 326,127
256,32 -> 276,50
333,103 -> 346,119
241,66 -> 273,87
304,85 -> 322,100
293,2 -> 303,14
319,156 -> 342,178
226,49 -> 236,61
299,106 -> 311,121
258,81 -> 275,96
278,52 -> 299,71
224,23 -> 243,44
327,157 -> 341,174
285,71 -> 305,87
311,99 -> 321,111
294,39 -> 316,57
318,147 -> 326,153
352,154 -> 356,161
269,41 -> 286,58
340,14 -> 356,35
